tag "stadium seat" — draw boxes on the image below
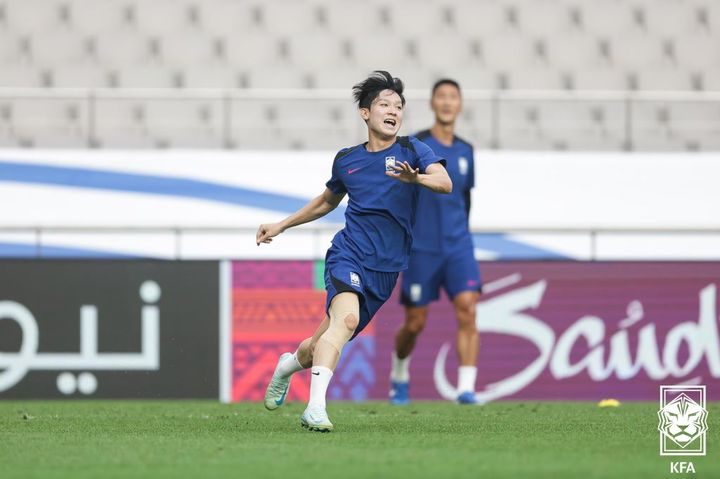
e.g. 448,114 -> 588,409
545,33 -> 606,70
69,0 -> 128,34
384,1 -> 451,33
133,0 -> 196,35
498,98 -> 626,150
116,65 -> 178,88
93,97 -> 224,148
0,64 -> 44,87
261,0 -> 322,35
194,0 -> 262,36
144,99 -> 224,148
350,33 -> 415,70
224,32 -> 284,68
507,67 -> 565,90
0,0 -> 716,150
631,99 -> 720,150
93,31 -> 154,67
159,31 -> 221,68
287,33 -> 351,69
609,32 -> 671,70
413,35 -> 480,71
637,67 -> 694,91
674,32 -> 720,70
573,67 -> 631,90
640,0 -> 703,36
180,64 -> 243,89
580,0 -> 643,36
481,33 -> 539,71
453,1 -> 514,37
4,0 -> 63,33
51,63 -> 112,88
6,97 -> 89,147
513,0 -> 574,36
29,31 -> 90,67
246,66 -> 313,89
0,31 -> 22,63
321,1 -> 386,35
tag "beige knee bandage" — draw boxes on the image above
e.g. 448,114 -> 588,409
320,293 -> 360,354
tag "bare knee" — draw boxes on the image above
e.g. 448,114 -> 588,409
454,295 -> 477,331
404,308 -> 428,336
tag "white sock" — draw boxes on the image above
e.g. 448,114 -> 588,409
390,351 -> 410,383
308,366 -> 333,410
458,366 -> 477,393
276,351 -> 305,378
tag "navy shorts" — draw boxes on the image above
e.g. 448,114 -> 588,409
324,247 -> 399,340
400,246 -> 481,307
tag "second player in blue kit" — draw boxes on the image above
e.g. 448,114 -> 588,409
390,79 -> 483,405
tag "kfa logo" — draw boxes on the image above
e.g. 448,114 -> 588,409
385,156 -> 396,171
658,385 -> 707,457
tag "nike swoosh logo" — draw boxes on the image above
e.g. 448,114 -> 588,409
348,167 -> 362,174
275,385 -> 289,405
312,372 -> 320,375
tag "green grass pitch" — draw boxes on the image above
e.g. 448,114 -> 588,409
2,400 -> 718,479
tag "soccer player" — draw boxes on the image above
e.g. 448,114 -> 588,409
257,71 -> 452,432
389,79 -> 482,405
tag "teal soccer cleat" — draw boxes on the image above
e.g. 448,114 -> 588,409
263,352 -> 293,410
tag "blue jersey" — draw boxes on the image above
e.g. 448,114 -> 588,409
410,130 -> 474,253
325,136 -> 445,272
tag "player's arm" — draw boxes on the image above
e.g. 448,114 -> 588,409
386,161 -> 452,194
256,188 -> 345,245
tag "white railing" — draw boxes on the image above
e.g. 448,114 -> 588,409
2,225 -> 720,261
1,88 -> 719,150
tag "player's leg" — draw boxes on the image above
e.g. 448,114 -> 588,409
263,316 -> 330,411
453,290 -> 480,402
390,252 -> 441,404
395,305 -> 429,359
444,245 -> 482,404
301,291 -> 360,432
389,306 -> 428,403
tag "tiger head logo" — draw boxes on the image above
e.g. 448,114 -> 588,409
657,393 -> 708,448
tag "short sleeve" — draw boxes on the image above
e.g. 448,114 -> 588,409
325,150 -> 348,195
411,137 -> 446,173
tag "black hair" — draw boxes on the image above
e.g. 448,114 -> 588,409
431,78 -> 461,96
352,70 -> 405,109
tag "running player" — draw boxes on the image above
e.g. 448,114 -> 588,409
257,71 -> 452,432
389,79 -> 482,405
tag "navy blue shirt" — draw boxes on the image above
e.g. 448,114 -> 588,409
325,136 -> 445,272
410,130 -> 475,253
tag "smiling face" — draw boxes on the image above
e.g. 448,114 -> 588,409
431,82 -> 462,126
360,89 -> 404,140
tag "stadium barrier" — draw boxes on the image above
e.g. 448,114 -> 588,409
230,260 -> 720,403
2,259 -> 718,401
0,260 -> 220,398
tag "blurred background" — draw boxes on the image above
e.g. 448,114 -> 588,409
0,0 -> 718,402
0,0 -> 719,149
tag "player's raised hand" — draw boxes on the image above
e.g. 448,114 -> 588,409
386,161 -> 419,184
256,222 -> 283,245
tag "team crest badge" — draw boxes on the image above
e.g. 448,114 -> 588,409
349,272 -> 361,287
385,156 -> 396,171
458,157 -> 468,175
658,385 -> 708,456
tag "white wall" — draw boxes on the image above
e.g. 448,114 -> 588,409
1,149 -> 718,259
